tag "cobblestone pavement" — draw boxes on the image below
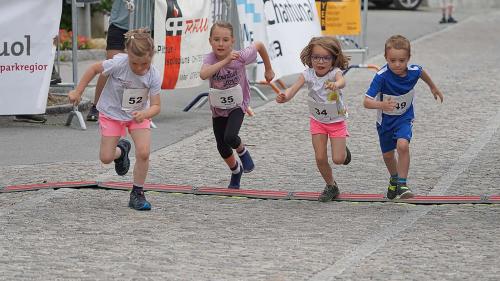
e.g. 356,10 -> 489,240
1,11 -> 500,281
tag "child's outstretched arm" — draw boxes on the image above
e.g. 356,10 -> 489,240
325,71 -> 346,91
254,41 -> 275,82
420,70 -> 444,103
68,62 -> 104,105
276,74 -> 305,103
199,52 -> 239,80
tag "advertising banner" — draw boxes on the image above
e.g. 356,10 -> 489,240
0,0 -> 61,115
237,0 -> 322,80
316,0 -> 361,35
154,0 -> 212,89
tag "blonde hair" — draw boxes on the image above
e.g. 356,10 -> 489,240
385,35 -> 411,57
209,21 -> 234,37
300,36 -> 349,70
124,28 -> 154,57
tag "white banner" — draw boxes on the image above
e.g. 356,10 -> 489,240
154,0 -> 212,89
237,0 -> 268,50
237,0 -> 321,80
0,0 -> 61,115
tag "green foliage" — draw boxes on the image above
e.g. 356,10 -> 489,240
60,0 -> 113,31
92,0 -> 113,14
60,1 -> 72,31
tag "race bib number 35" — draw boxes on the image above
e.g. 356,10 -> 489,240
208,85 -> 244,109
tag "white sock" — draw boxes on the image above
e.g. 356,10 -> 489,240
237,147 -> 247,157
231,163 -> 241,174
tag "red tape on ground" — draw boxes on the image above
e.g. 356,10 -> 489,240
1,181 -> 499,204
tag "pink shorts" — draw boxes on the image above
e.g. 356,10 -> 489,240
310,118 -> 349,138
99,114 -> 150,137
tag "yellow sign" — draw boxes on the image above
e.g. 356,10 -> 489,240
315,0 -> 361,35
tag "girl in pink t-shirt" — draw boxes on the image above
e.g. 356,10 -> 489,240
200,21 -> 275,189
276,36 -> 351,202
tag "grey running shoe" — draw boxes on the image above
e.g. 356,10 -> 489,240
129,189 -> 151,211
397,184 -> 414,199
86,105 -> 99,122
114,139 -> 131,176
344,146 -> 351,165
14,115 -> 47,123
318,182 -> 340,202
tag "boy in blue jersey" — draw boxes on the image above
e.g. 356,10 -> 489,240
363,35 -> 444,199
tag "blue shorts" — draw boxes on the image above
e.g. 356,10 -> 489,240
377,120 -> 413,153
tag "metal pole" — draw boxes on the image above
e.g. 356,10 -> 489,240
67,0 -> 87,130
84,3 -> 92,37
126,0 -> 135,30
362,0 -> 369,62
71,0 -> 78,86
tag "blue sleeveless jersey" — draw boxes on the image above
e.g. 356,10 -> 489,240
365,64 -> 422,131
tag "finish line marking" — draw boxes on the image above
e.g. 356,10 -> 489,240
1,181 -> 499,205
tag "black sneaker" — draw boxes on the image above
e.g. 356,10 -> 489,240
228,164 -> 243,189
129,189 -> 151,211
239,150 -> 255,173
114,139 -> 131,176
439,17 -> 447,24
86,105 -> 99,122
447,17 -> 457,23
50,67 -> 61,85
14,115 -> 47,123
318,182 -> 340,202
397,184 -> 414,199
386,183 -> 397,200
343,146 -> 351,165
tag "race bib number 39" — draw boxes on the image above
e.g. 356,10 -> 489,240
208,85 -> 244,109
122,88 -> 149,112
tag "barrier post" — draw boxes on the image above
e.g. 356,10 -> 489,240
65,0 -> 87,130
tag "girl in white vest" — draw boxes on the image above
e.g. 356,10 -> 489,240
69,28 -> 161,211
276,36 -> 351,202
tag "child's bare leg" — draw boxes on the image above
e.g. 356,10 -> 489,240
393,138 -> 413,198
330,137 -> 347,165
396,139 -> 410,179
129,129 -> 151,186
382,150 -> 398,176
223,154 -> 238,169
100,136 -> 121,164
447,4 -> 453,17
235,143 -> 244,153
126,129 -> 152,211
312,134 -> 334,185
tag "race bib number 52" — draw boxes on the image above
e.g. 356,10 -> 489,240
122,88 -> 148,112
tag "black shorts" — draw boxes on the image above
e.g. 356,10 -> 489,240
106,24 -> 127,51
